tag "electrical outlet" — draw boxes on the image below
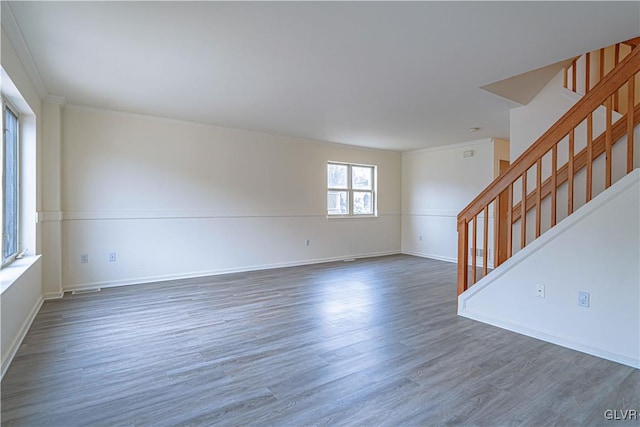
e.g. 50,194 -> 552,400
109,252 -> 117,263
536,284 -> 545,298
470,248 -> 487,257
80,254 -> 89,264
578,291 -> 590,308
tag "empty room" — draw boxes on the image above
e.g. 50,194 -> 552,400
1,1 -> 639,425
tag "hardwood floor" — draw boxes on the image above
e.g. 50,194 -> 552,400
1,255 -> 638,426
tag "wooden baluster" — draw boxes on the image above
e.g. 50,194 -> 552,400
471,215 -> 477,285
483,205 -> 489,277
521,172 -> 527,249
586,113 -> 593,202
568,130 -> 575,215
599,48 -> 605,82
496,186 -> 509,267
506,183 -> 513,259
585,52 -> 591,94
493,198 -> 498,269
457,219 -> 468,295
614,44 -> 621,111
535,159 -> 542,238
629,77 -> 636,172
551,144 -> 558,227
563,65 -> 568,89
572,59 -> 577,92
606,96 -> 612,188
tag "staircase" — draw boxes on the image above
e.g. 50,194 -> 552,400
457,39 -> 640,296
564,38 -> 640,115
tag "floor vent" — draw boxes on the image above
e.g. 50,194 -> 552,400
71,288 -> 101,295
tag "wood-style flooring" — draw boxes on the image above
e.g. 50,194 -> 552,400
1,255 -> 638,426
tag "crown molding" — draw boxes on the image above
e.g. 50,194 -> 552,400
402,138 -> 494,155
1,2 -> 48,100
44,94 -> 66,107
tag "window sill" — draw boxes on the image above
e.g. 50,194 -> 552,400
327,215 -> 378,220
1,255 -> 41,295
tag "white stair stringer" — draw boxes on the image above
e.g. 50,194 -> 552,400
458,169 -> 640,368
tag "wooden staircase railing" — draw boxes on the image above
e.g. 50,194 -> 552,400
457,43 -> 640,296
565,40 -> 640,115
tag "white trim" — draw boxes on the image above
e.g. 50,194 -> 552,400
0,255 -> 41,294
403,210 -> 494,218
401,250 -> 456,264
326,215 -> 379,220
64,210 -> 326,220
403,250 -> 495,270
61,210 -> 400,221
0,294 -> 43,380
43,291 -> 64,300
402,138 -> 494,155
403,209 -> 458,218
458,309 -> 639,369
0,2 -> 48,99
38,210 -> 63,222
2,102 -> 21,267
63,250 -> 401,293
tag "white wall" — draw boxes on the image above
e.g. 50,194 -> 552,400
1,258 -> 42,377
459,169 -> 640,368
61,106 -> 402,290
41,99 -> 64,298
1,26 -> 43,378
401,139 -> 499,263
510,72 -> 573,162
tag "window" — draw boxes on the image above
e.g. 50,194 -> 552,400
327,162 -> 376,216
2,101 -> 19,266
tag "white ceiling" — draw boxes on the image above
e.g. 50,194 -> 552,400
3,1 -> 639,151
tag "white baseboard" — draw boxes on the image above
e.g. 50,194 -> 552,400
43,291 -> 64,300
1,296 -> 44,380
402,250 -> 496,270
459,309 -> 640,369
63,250 -> 401,292
401,250 -> 456,264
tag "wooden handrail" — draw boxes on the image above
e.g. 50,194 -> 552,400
565,39 -> 636,115
511,102 -> 640,222
623,37 -> 640,47
458,40 -> 639,296
458,46 -> 640,224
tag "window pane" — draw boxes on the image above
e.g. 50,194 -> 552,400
353,191 -> 373,215
327,190 -> 349,215
327,163 -> 348,189
3,107 -> 19,262
352,166 -> 372,190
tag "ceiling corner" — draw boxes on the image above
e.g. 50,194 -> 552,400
1,1 -> 48,100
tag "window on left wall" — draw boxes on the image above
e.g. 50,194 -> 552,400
2,100 -> 20,266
